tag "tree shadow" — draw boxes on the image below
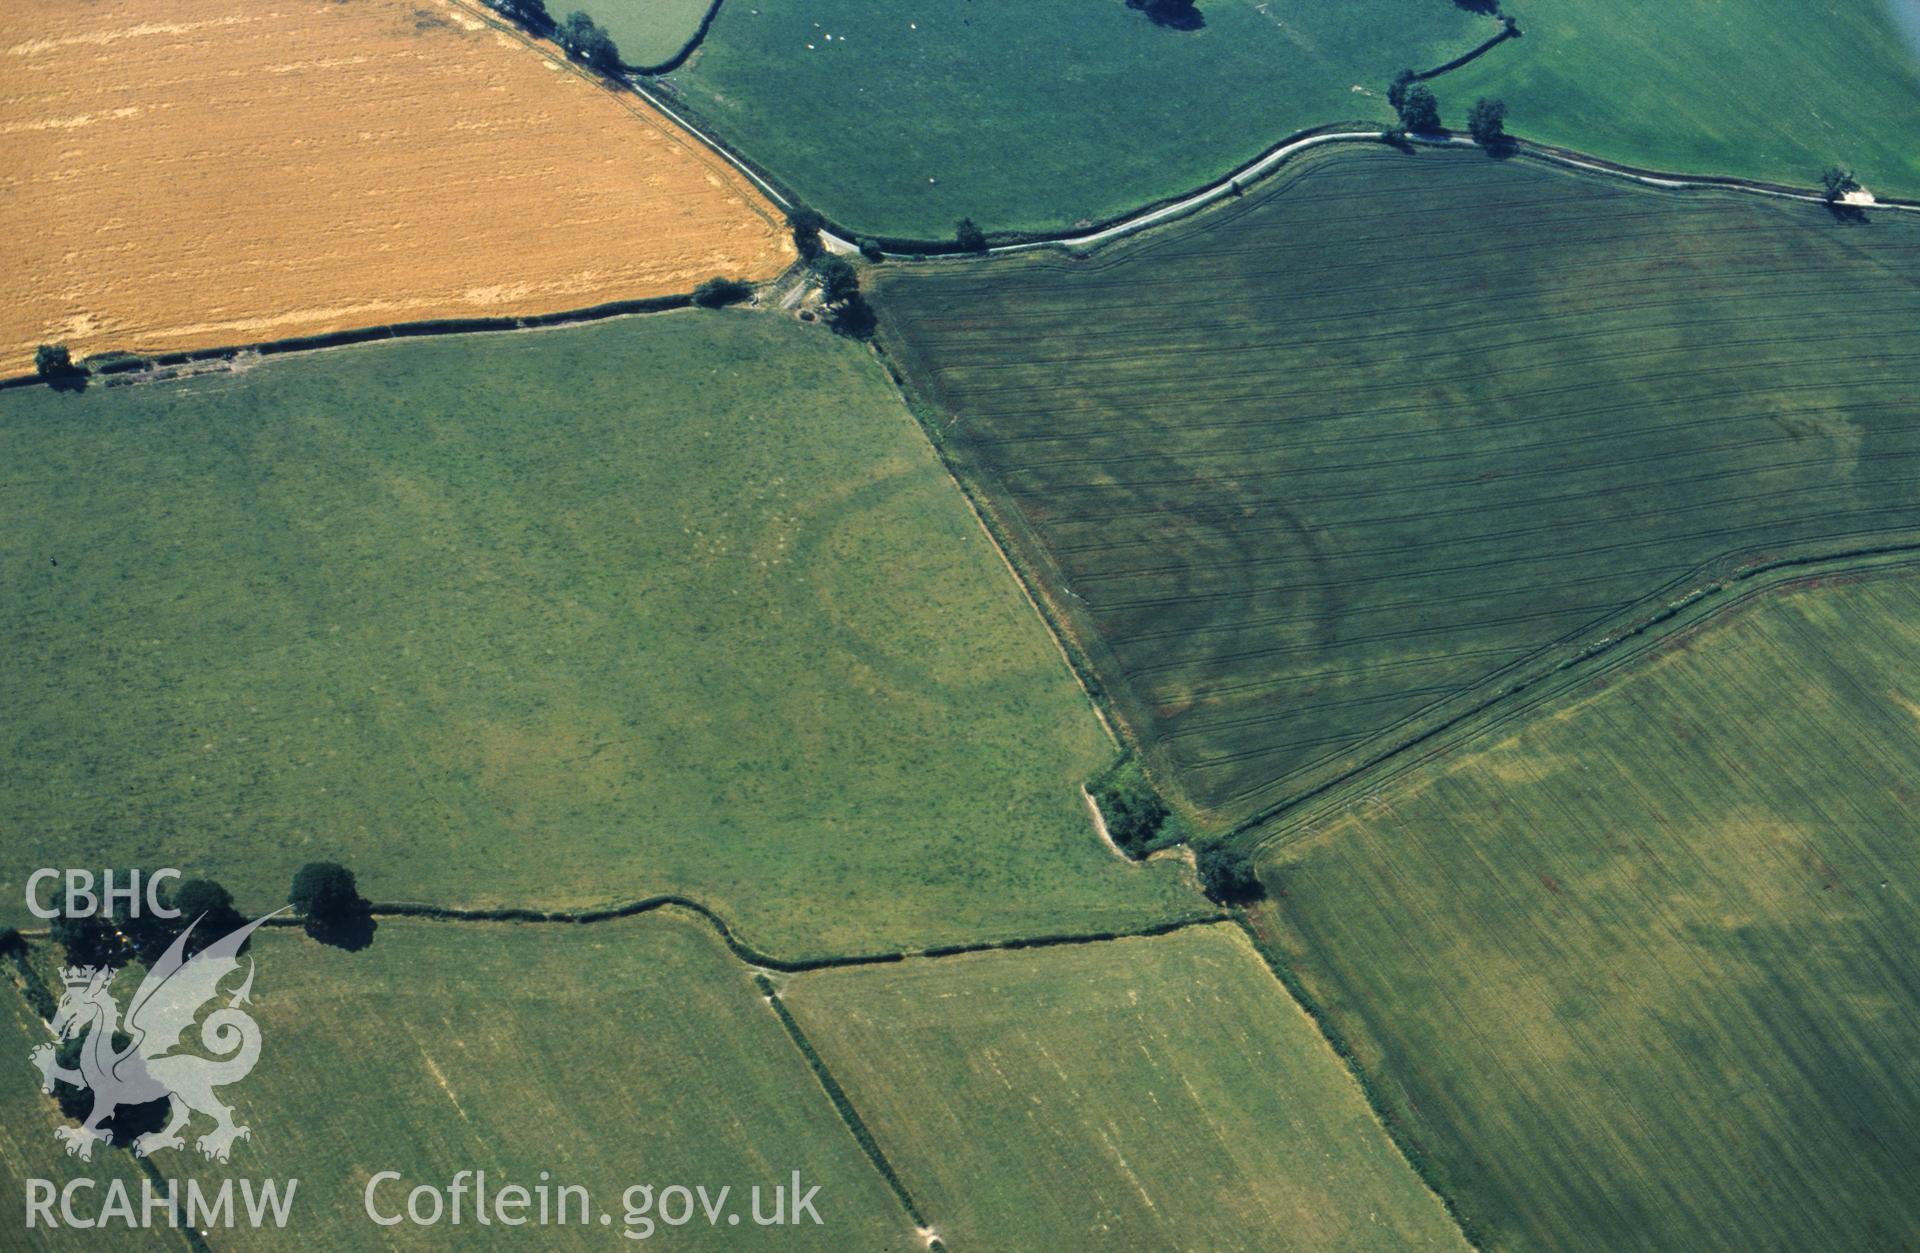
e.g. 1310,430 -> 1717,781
830,295 -> 878,340
304,910 -> 377,952
1127,0 -> 1205,31
1825,202 -> 1870,224
45,371 -> 89,394
1481,137 -> 1520,159
106,1098 -> 171,1148
1453,0 -> 1499,13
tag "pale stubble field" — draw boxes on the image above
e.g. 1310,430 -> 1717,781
0,0 -> 793,369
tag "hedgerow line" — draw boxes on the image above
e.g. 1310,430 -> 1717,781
1236,549 -> 1920,846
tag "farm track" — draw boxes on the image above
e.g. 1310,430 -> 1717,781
471,0 -> 1914,254
5,0 -> 1909,387
10,70 -> 1914,390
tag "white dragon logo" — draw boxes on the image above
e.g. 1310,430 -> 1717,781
28,910 -> 283,1163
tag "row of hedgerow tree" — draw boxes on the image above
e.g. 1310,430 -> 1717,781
1387,70 -> 1509,144
492,0 -> 622,74
30,862 -> 373,970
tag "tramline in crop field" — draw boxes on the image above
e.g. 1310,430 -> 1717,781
872,144 -> 1920,826
1251,567 -> 1920,1249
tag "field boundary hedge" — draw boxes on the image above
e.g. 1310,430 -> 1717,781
4,955 -> 214,1250
624,7 -> 1522,252
1410,18 -> 1519,82
12,900 -> 1223,977
221,895 -> 1225,975
1230,913 -> 1483,1249
1,294 -> 696,391
866,337 -> 1184,815
1497,137 -> 1920,211
1243,546 -> 1920,851
624,0 -> 727,74
755,975 -> 936,1240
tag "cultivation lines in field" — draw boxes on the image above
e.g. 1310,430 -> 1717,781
872,146 -> 1920,825
1254,568 -> 1920,1250
783,924 -> 1465,1250
0,0 -> 791,371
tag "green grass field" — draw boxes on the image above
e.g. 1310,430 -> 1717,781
1252,567 -> 1920,1250
1447,0 -> 1920,199
783,924 -> 1464,1250
130,913 -> 906,1248
663,0 -> 1496,238
574,0 -> 714,67
0,312 -> 1202,957
871,144 -> 1920,827
0,973 -> 183,1249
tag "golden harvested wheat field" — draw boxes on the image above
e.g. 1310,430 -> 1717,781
0,0 -> 792,369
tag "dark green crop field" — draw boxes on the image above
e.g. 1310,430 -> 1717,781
661,0 -> 1495,239
872,145 -> 1920,827
1251,568 -> 1920,1250
0,312 -> 1201,957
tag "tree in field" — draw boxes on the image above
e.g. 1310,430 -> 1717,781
1395,84 -> 1441,134
289,862 -> 361,921
813,255 -> 860,304
167,878 -> 247,957
1196,845 -> 1263,904
1466,97 -> 1507,146
955,217 -> 988,253
50,914 -> 130,970
858,237 -> 885,263
558,11 -> 622,74
289,861 -> 373,948
35,343 -> 75,378
494,0 -> 551,29
788,205 -> 826,260
830,294 -> 877,339
808,255 -> 873,338
1386,68 -> 1417,113
1820,165 -> 1860,204
1103,786 -> 1169,858
1128,0 -> 1203,30
46,867 -> 180,965
692,276 -> 753,307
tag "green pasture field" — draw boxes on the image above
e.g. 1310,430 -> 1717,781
0,974 -> 181,1249
138,913 -> 905,1248
574,0 -> 714,67
0,311 -> 1201,957
1447,0 -> 1920,199
1253,568 -> 1920,1250
783,924 -> 1464,1250
870,144 -> 1920,827
662,0 -> 1497,239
